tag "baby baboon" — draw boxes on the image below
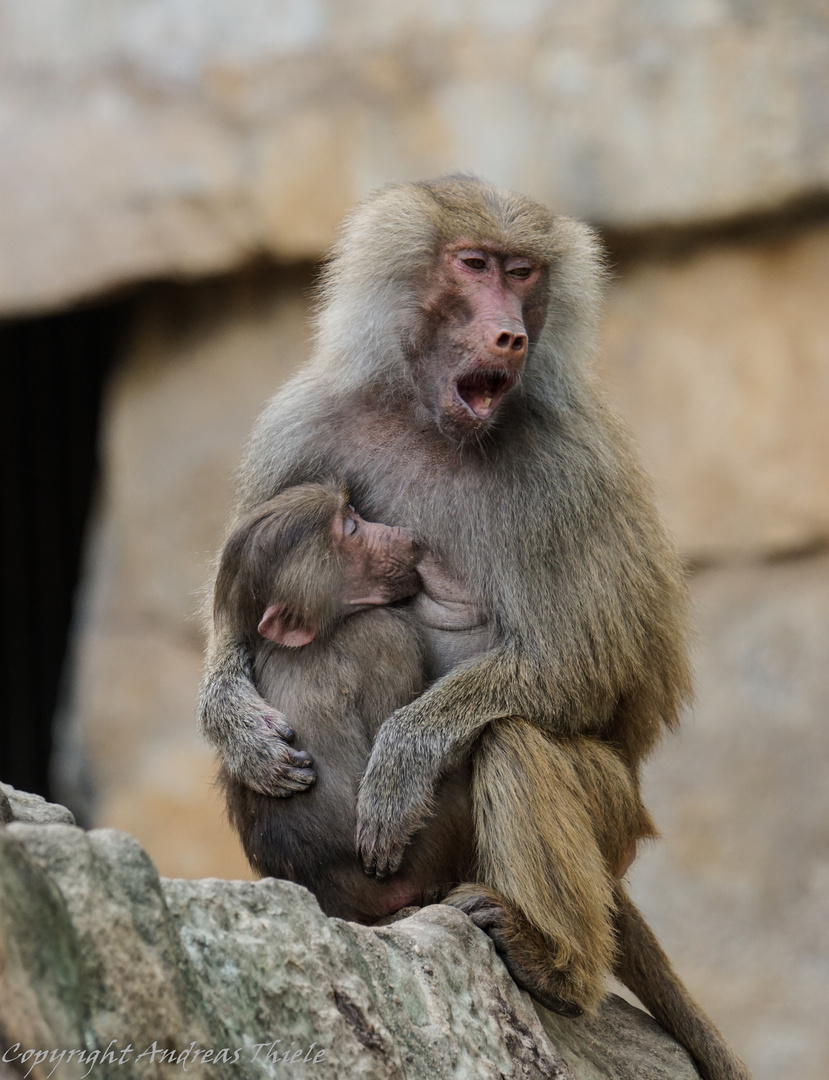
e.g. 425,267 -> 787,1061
200,177 -> 751,1080
214,482 -> 475,923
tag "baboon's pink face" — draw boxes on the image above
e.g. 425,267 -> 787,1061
334,505 -> 421,609
408,242 -> 549,439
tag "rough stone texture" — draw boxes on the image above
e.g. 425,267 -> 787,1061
539,998 -> 700,1080
0,782 -> 75,826
1,0 -> 828,314
600,223 -> 829,561
0,809 -> 699,1079
628,551 -> 829,1080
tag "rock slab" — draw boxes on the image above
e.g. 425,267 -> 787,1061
0,786 -> 699,1079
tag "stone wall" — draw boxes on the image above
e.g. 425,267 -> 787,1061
600,223 -> 829,560
2,3 -> 828,1079
1,1 -> 828,312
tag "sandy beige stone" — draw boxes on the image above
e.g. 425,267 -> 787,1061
1,0 -> 827,313
601,224 -> 829,560
628,551 -> 829,1080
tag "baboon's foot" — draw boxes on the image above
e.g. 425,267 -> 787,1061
445,885 -> 584,1018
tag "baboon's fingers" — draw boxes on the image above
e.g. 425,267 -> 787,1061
231,735 -> 317,797
263,712 -> 297,742
354,818 -> 407,878
355,750 -> 434,877
269,766 -> 318,795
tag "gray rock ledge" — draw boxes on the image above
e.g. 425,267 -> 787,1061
0,783 -> 698,1079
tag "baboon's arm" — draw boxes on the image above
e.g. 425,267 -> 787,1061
356,643 -> 574,876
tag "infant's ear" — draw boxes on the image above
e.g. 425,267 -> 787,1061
258,604 -> 316,648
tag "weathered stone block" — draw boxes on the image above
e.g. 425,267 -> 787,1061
0,805 -> 699,1079
1,0 -> 827,313
630,551 -> 829,1080
601,224 -> 829,560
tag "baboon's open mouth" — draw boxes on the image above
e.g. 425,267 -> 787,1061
455,369 -> 516,420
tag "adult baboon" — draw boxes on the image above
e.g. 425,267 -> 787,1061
200,177 -> 751,1080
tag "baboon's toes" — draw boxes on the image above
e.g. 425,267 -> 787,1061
530,988 -> 584,1018
449,891 -> 585,1018
449,890 -> 505,930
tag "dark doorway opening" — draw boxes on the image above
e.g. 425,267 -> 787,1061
0,300 -> 131,801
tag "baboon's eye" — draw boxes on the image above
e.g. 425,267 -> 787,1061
462,257 -> 487,271
343,515 -> 358,537
505,258 -> 536,279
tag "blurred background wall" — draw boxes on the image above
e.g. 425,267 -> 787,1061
1,3 -> 827,1078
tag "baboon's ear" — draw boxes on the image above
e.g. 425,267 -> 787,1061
258,604 -> 316,648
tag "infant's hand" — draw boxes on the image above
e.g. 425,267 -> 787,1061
236,708 -> 316,796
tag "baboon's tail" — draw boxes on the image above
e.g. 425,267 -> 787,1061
613,884 -> 753,1080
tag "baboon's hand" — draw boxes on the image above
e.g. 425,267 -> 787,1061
355,740 -> 435,877
198,667 -> 316,796
355,794 -> 419,878
234,707 -> 317,797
